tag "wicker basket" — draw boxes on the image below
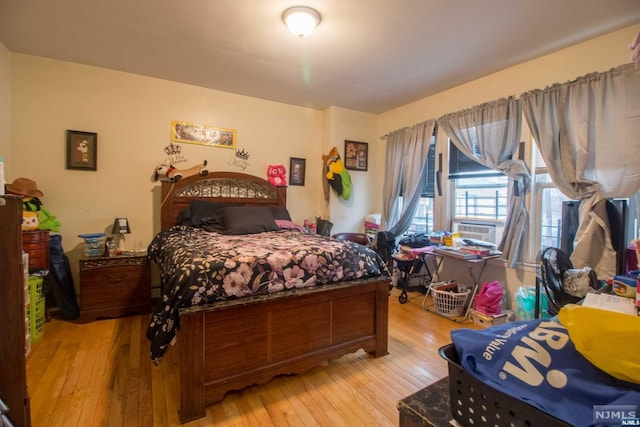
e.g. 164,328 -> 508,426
429,282 -> 470,317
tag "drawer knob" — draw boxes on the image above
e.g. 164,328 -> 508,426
106,273 -> 128,283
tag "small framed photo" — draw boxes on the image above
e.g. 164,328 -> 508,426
344,140 -> 368,171
289,157 -> 306,186
66,130 -> 97,171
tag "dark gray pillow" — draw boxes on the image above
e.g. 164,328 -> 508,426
270,205 -> 292,221
176,200 -> 228,228
218,206 -> 280,235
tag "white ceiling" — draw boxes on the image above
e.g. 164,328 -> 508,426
1,0 -> 639,114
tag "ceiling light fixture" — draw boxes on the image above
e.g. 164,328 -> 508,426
282,6 -> 321,38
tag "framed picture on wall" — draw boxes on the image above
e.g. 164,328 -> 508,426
66,130 -> 98,171
289,157 -> 306,186
171,120 -> 237,149
344,140 -> 368,171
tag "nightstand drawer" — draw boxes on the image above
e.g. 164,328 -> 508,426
79,255 -> 150,320
81,264 -> 148,308
22,230 -> 50,269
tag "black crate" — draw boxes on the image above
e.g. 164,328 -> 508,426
438,344 -> 571,427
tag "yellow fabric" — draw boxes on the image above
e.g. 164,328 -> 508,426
558,305 -> 640,384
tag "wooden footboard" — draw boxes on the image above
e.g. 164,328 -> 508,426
176,277 -> 389,423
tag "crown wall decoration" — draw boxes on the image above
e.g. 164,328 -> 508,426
235,148 -> 250,160
228,147 -> 251,171
164,142 -> 182,155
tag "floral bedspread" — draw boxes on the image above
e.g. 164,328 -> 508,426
145,225 -> 383,361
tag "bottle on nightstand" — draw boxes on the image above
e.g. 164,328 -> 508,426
105,237 -> 116,257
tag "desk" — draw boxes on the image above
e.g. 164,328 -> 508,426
422,250 -> 499,323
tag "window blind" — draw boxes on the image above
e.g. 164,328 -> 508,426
423,138 -> 436,197
399,129 -> 436,198
448,141 -> 502,179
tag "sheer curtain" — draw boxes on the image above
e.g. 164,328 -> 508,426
521,63 -> 640,279
438,97 -> 530,267
381,120 -> 436,236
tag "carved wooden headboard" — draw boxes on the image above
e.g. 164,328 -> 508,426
160,171 -> 287,230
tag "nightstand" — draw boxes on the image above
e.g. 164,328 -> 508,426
79,254 -> 150,321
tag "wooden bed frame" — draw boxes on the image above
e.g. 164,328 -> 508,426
158,171 -> 390,423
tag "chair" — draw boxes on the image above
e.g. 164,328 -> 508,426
332,232 -> 371,246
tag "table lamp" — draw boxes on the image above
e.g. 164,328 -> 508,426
112,217 -> 131,253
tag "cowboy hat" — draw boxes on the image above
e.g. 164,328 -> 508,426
6,177 -> 44,198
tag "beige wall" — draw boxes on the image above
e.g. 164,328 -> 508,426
10,55 -> 359,289
7,24 -> 640,307
322,106 -> 378,234
376,23 -> 640,311
0,42 -> 10,178
378,24 -> 640,136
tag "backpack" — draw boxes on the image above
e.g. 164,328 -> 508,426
398,233 -> 431,249
375,231 -> 396,266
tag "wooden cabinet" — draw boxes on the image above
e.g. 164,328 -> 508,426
79,255 -> 150,321
0,196 -> 31,427
22,230 -> 50,270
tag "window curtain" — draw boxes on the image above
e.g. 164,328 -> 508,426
382,120 -> 436,236
521,63 -> 640,279
438,97 -> 530,268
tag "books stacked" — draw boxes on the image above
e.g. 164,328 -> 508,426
364,213 -> 381,241
434,247 -> 478,259
429,231 -> 446,245
460,239 -> 498,257
460,245 -> 493,256
434,242 -> 502,260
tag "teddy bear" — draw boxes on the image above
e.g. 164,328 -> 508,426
267,165 -> 287,186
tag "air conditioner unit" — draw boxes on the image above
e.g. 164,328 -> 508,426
452,222 -> 496,243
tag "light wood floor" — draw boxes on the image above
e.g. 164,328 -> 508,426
26,289 -> 478,426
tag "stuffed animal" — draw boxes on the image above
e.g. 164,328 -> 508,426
21,196 -> 61,231
322,147 -> 352,200
5,178 -> 61,231
38,206 -> 61,232
22,211 -> 40,231
153,160 -> 208,182
267,164 -> 287,186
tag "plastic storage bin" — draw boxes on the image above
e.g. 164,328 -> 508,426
78,233 -> 106,257
28,271 -> 47,343
469,309 -> 514,327
438,344 -> 570,426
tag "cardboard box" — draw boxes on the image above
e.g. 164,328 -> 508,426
470,309 -> 513,327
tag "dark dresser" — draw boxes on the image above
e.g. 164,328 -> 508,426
0,196 -> 31,426
22,230 -> 50,270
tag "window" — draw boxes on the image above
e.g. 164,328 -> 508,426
405,197 -> 434,234
449,142 -> 508,225
530,141 -> 573,260
533,173 -> 572,252
404,131 -> 436,235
